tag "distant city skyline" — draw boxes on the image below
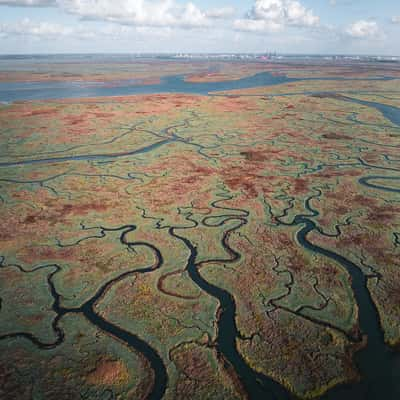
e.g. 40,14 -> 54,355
0,0 -> 399,55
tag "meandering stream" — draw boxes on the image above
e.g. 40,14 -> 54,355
0,69 -> 399,399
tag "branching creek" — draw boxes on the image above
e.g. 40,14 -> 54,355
1,225 -> 168,400
270,190 -> 399,400
1,181 -> 399,399
0,81 -> 399,399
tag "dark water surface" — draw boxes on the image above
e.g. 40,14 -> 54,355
340,95 -> 400,126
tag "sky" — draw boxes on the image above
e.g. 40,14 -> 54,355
0,0 -> 399,55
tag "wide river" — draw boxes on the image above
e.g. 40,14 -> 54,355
0,72 -> 394,102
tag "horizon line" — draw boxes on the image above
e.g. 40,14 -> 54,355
0,52 -> 399,58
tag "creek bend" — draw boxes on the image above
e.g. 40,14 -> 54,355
1,69 -> 399,399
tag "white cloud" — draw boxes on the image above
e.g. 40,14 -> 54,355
0,0 -> 217,29
0,18 -> 70,36
234,0 -> 320,33
205,6 -> 236,19
345,20 -> 380,39
0,17 -> 93,38
0,18 -> 178,41
56,0 -> 211,28
0,0 -> 55,5
234,18 -> 282,33
391,16 -> 400,24
180,2 -> 210,27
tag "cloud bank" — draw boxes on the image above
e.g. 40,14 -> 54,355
345,20 -> 381,39
0,0 -> 398,54
234,0 -> 320,33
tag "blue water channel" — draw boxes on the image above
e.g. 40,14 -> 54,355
0,72 -> 395,103
0,72 -> 297,102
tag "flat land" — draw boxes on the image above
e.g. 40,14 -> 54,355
0,59 -> 399,400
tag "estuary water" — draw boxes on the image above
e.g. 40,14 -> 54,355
0,72 -> 297,102
0,72 -> 394,103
